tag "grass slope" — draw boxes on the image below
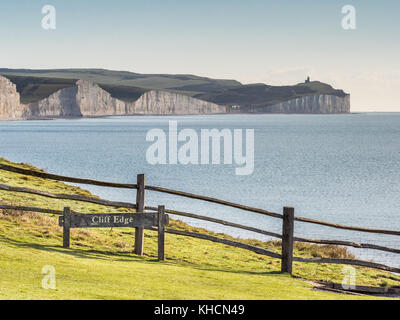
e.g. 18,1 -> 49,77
0,158 -> 398,300
3,75 -> 77,104
2,75 -> 149,104
0,68 -> 241,97
0,69 -> 349,110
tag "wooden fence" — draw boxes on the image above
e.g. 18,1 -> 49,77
1,163 -> 400,275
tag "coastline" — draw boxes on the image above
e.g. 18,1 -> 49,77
0,112 -> 368,122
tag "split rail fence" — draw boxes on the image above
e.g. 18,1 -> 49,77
1,163 -> 400,275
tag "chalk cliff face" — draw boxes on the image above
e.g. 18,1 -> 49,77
234,94 -> 351,114
0,75 -> 350,120
131,90 -> 226,115
266,94 -> 350,114
75,80 -> 126,116
24,86 -> 81,118
20,80 -> 226,118
0,76 -> 23,120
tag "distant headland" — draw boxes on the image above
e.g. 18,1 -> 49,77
0,68 -> 350,120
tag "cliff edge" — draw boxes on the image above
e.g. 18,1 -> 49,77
0,73 -> 350,120
0,76 -> 226,120
0,76 -> 24,120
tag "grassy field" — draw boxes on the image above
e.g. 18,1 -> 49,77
0,68 -> 241,99
0,158 -> 399,300
1,75 -> 150,104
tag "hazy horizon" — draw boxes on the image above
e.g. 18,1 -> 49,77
1,0 -> 399,112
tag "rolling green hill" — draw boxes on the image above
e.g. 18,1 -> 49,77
195,82 -> 349,108
0,68 -> 349,109
2,75 -> 77,104
2,75 -> 150,104
0,68 -> 241,97
97,84 -> 149,102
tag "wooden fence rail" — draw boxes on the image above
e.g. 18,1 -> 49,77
0,184 -> 136,209
293,257 -> 400,274
0,204 -> 64,215
294,237 -> 400,255
1,203 -> 400,275
0,164 -> 138,189
2,203 -> 399,256
145,185 -> 283,219
1,164 -> 400,276
2,163 -> 399,236
153,206 -> 400,255
154,227 -> 282,260
294,216 -> 400,236
145,206 -> 283,239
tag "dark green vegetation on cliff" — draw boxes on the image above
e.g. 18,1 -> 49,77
195,81 -> 349,109
0,68 -> 240,101
3,75 -> 76,104
0,68 -> 349,109
2,74 -> 149,104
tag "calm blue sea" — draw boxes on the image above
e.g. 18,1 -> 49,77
1,113 -> 399,266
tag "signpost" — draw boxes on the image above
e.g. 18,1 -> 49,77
59,206 -> 169,260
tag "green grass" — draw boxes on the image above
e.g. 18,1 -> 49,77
1,75 -> 77,104
0,158 -> 399,300
0,68 -> 348,110
1,75 -> 150,105
0,68 -> 241,100
0,212 -> 387,300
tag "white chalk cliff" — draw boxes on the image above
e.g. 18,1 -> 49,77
0,76 -> 24,120
0,77 -> 226,119
28,79 -> 226,118
266,94 -> 351,114
131,90 -> 225,115
0,75 -> 350,120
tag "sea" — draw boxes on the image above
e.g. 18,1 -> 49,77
0,113 -> 399,267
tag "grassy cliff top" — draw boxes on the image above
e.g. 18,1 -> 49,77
0,68 -> 241,100
1,69 -> 348,107
195,81 -> 349,107
0,158 -> 398,300
2,75 -> 77,104
1,75 -> 149,104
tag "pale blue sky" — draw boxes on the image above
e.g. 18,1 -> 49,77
0,0 -> 399,111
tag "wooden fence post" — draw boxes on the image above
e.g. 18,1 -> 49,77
63,207 -> 71,248
158,205 -> 165,261
281,206 -> 294,275
135,174 -> 145,255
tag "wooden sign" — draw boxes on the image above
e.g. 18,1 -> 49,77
59,206 -> 168,260
59,212 -> 168,229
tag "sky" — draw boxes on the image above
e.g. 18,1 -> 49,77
0,0 -> 399,112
